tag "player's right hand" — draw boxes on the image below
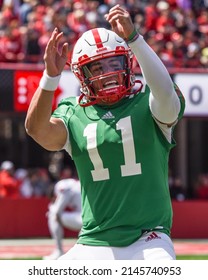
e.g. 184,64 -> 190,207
43,28 -> 69,77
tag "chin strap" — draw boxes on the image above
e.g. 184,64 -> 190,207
78,80 -> 143,107
78,94 -> 98,107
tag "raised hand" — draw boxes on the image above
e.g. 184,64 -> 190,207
44,28 -> 69,77
104,5 -> 135,40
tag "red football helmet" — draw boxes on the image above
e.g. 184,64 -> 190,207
71,28 -> 141,106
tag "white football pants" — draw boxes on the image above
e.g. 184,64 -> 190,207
58,231 -> 176,260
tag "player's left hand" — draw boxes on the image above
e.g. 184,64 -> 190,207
104,4 -> 135,40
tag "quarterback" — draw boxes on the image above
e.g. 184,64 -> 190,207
25,5 -> 185,260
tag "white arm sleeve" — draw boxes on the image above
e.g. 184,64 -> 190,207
129,35 -> 180,124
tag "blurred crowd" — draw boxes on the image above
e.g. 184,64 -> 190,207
0,152 -> 77,199
168,171 -> 208,201
1,157 -> 208,200
0,0 -> 207,68
194,173 -> 208,199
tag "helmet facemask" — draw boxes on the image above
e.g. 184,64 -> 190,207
81,55 -> 132,105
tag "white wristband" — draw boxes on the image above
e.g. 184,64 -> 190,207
39,70 -> 61,91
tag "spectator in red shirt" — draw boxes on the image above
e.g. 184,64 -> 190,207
144,1 -> 158,31
0,25 -> 25,63
195,174 -> 208,199
0,161 -> 20,198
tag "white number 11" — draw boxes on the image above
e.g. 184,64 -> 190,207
84,116 -> 142,181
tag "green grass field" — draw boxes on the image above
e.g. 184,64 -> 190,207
177,255 -> 208,260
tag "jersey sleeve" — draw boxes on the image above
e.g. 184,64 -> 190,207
52,97 -> 76,127
52,97 -> 77,155
174,83 -> 185,120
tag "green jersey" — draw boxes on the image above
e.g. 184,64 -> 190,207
52,84 -> 185,246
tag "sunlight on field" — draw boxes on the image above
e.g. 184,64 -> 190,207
1,239 -> 208,260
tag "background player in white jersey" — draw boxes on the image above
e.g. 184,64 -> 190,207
43,178 -> 82,260
25,5 -> 185,260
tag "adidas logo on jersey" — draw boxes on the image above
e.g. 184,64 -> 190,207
102,111 -> 115,119
145,232 -> 161,242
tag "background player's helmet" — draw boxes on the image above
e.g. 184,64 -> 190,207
71,28 -> 136,106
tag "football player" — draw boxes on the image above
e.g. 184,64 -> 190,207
43,178 -> 82,260
25,5 -> 185,260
